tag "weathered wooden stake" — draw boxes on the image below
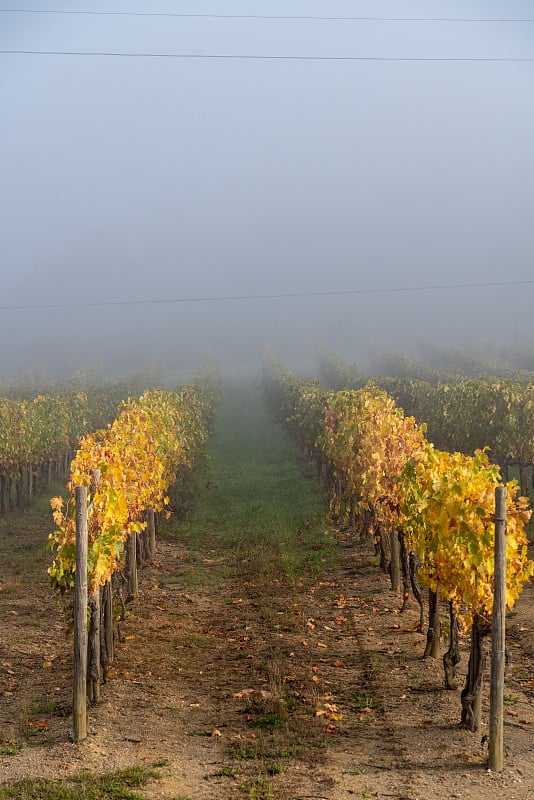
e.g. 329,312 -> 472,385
126,532 -> 138,600
0,473 -> 6,517
147,509 -> 156,559
489,486 -> 507,772
103,580 -> 114,666
100,581 -> 114,683
73,486 -> 88,742
389,530 -> 400,593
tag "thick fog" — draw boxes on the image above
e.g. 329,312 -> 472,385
1,0 -> 534,381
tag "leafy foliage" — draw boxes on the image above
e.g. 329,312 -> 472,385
48,369 -> 219,593
263,354 -> 534,622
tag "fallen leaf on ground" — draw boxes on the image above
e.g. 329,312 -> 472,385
29,719 -> 48,730
233,688 -> 255,698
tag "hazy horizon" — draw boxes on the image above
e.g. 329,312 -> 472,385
1,1 -> 533,381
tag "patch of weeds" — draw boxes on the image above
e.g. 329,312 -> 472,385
306,740 -> 328,750
265,763 -> 283,776
506,611 -> 519,619
276,745 -> 301,758
344,767 -> 364,775
504,694 -> 519,703
349,691 -> 375,711
0,739 -> 24,756
32,698 -> 70,718
239,778 -> 274,799
230,745 -> 258,761
159,575 -> 187,586
178,633 -> 214,649
151,758 -> 170,767
0,765 -> 161,800
211,767 -> 238,777
253,713 -> 285,730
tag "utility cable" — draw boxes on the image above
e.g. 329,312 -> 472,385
1,9 -> 534,23
1,50 -> 533,62
1,279 -> 533,312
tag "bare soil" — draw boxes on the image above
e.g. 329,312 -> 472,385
1,520 -> 534,800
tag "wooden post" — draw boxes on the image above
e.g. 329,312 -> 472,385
0,473 -> 6,517
15,474 -> 23,509
136,532 -> 144,569
126,532 -> 138,600
73,486 -> 88,742
147,509 -> 156,559
389,530 -> 400,593
100,581 -> 114,683
489,486 -> 507,772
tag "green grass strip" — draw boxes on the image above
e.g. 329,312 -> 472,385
175,380 -> 332,582
0,765 -> 161,800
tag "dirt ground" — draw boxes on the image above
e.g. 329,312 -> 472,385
1,522 -> 534,800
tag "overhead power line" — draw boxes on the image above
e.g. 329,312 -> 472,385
1,9 -> 534,23
1,279 -> 533,313
1,49 -> 534,63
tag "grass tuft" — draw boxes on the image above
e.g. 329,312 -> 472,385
0,766 -> 161,800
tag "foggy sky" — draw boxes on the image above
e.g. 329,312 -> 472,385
1,0 -> 534,380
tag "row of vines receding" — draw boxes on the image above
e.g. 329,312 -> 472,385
262,353 -> 533,734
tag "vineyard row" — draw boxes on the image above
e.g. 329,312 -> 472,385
262,354 -> 533,733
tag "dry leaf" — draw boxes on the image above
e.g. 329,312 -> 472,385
29,719 -> 48,730
233,688 -> 255,698
325,723 -> 338,733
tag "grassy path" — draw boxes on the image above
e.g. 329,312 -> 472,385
175,380 -> 332,584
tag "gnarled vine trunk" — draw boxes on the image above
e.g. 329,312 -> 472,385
460,613 -> 490,731
443,602 -> 461,689
424,589 -> 440,659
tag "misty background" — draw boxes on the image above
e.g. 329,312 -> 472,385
1,0 -> 533,382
